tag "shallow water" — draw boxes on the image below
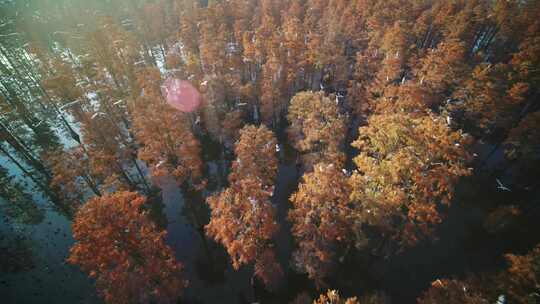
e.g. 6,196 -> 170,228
0,164 -> 296,304
2,141 -> 537,304
0,208 -> 100,303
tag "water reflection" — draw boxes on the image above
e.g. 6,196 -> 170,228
0,232 -> 35,273
153,175 -> 255,303
0,210 -> 100,303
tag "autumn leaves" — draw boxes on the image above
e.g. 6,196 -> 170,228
287,92 -> 347,170
66,86 -> 473,299
285,92 -> 472,286
68,192 -> 186,304
131,69 -> 204,188
204,89 -> 472,290
206,125 -> 283,289
350,113 -> 472,248
38,0 -> 539,302
289,164 -> 353,287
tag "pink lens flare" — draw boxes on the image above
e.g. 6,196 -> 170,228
161,78 -> 201,113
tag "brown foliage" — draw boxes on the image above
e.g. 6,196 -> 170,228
229,124 -> 278,187
287,91 -> 347,170
45,146 -> 102,211
289,163 -> 353,285
78,110 -> 137,191
451,63 -> 529,135
132,69 -> 204,188
413,38 -> 468,99
200,74 -> 245,147
373,83 -> 436,115
206,125 -> 282,289
503,244 -> 540,303
350,112 -> 472,248
68,191 -> 186,304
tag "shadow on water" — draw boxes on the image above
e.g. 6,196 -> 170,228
0,232 -> 35,274
153,175 -> 255,303
151,134 -> 318,303
0,209 -> 100,304
333,169 -> 540,303
3,131 -> 539,303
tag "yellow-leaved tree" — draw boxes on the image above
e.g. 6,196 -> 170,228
287,91 -> 347,170
350,112 -> 472,250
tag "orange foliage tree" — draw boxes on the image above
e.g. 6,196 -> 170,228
131,68 -> 204,188
372,82 -> 435,116
287,91 -> 347,170
206,125 -> 282,289
68,191 -> 186,304
200,74 -> 245,148
451,63 -> 529,137
349,112 -> 472,249
503,244 -> 540,303
228,125 -> 279,187
413,38 -> 469,103
133,100 -> 204,187
289,163 -> 353,286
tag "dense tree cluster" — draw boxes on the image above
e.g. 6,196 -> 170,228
68,191 -> 186,304
206,125 -> 282,289
131,68 -> 204,188
1,0 -> 539,303
289,163 -> 353,285
287,91 -> 347,170
350,112 -> 472,248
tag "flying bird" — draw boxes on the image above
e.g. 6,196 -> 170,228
496,178 -> 511,192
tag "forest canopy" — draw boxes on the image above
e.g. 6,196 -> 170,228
0,0 -> 539,303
